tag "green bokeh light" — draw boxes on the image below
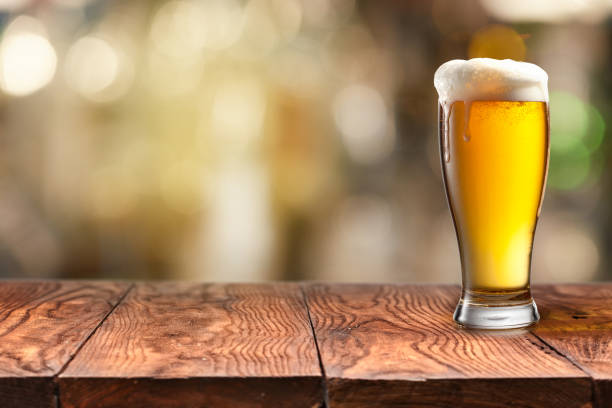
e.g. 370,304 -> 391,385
548,91 -> 606,191
584,105 -> 605,153
550,91 -> 589,154
548,143 -> 590,190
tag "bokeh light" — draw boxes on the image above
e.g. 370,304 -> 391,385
210,75 -> 267,153
255,0 -> 303,44
332,84 -> 394,164
65,36 -> 133,103
198,164 -> 275,281
0,0 -> 608,284
150,0 -> 244,58
199,0 -> 244,50
480,0 -> 612,23
0,16 -> 57,97
548,91 -> 606,190
231,0 -> 282,59
150,1 -> 207,58
548,145 -> 591,191
468,25 -> 526,60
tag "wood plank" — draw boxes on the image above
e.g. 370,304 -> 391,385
304,284 -> 592,408
0,281 -> 130,408
532,284 -> 612,407
59,282 -> 323,408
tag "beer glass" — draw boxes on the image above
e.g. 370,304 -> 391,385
434,59 -> 549,329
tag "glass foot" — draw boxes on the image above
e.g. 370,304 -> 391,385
453,299 -> 539,330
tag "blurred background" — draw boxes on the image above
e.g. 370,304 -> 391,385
0,0 -> 609,282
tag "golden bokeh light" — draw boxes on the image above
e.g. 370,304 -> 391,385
468,24 -> 526,60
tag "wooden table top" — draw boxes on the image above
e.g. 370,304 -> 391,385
0,281 -> 609,408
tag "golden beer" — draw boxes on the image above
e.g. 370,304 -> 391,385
440,101 -> 548,293
434,58 -> 549,329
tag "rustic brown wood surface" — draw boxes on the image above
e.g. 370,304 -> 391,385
304,284 -> 593,408
532,284 -> 612,408
59,282 -> 323,408
1,281 -> 610,407
0,281 -> 130,408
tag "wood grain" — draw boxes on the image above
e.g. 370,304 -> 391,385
59,282 -> 323,408
304,284 -> 592,408
0,280 -> 129,408
532,284 -> 612,407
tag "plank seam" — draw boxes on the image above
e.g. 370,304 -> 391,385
52,283 -> 134,407
300,284 -> 329,408
529,332 -> 596,406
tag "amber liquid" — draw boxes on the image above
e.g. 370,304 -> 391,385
440,101 -> 549,301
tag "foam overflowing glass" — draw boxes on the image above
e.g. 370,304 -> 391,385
434,58 -> 549,329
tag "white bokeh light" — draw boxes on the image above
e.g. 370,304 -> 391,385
65,36 -> 133,103
183,164 -> 276,281
480,0 -> 612,23
66,37 -> 117,98
333,84 -> 394,164
0,16 -> 57,97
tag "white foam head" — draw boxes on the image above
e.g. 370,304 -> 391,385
434,58 -> 548,104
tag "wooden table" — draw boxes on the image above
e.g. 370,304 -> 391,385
0,282 -> 610,408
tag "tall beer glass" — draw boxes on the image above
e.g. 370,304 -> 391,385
434,58 -> 549,329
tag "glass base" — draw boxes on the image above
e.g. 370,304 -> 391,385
453,299 -> 539,330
